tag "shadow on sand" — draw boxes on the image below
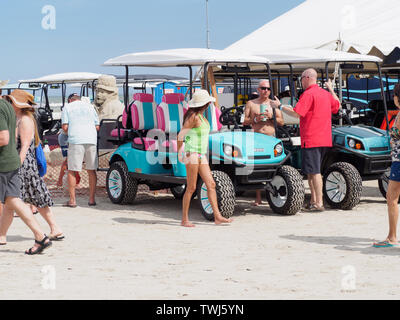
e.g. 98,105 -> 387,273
280,234 -> 400,256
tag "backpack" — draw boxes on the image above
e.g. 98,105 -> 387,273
35,143 -> 47,177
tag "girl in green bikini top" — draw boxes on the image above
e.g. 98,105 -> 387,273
177,89 -> 232,228
183,113 -> 210,156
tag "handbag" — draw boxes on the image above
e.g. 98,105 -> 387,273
35,143 -> 47,177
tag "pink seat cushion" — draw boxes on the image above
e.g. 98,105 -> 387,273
133,93 -> 154,103
133,137 -> 157,151
162,93 -> 184,104
111,128 -> 127,138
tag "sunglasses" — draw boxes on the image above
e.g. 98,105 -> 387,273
259,87 -> 271,91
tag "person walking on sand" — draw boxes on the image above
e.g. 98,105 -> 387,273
0,90 -> 64,242
61,94 -> 100,207
177,89 -> 233,227
0,90 -> 52,254
243,79 -> 284,206
270,68 -> 340,212
373,83 -> 400,248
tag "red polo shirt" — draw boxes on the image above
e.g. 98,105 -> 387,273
293,84 -> 340,148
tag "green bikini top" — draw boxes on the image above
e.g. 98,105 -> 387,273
184,114 -> 210,154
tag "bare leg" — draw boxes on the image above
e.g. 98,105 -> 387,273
182,155 -> 199,227
38,206 -> 63,237
254,190 -> 262,206
308,175 -> 316,206
67,170 -> 77,205
87,170 -> 97,204
198,161 -> 232,225
0,204 -> 14,244
309,174 -> 323,207
384,180 -> 400,244
3,197 -> 49,253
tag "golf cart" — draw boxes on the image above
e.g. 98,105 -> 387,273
18,72 -> 102,140
262,49 -> 392,209
102,48 -> 305,220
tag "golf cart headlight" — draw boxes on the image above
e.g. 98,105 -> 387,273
274,143 -> 283,157
347,138 -> 364,150
223,144 -> 242,158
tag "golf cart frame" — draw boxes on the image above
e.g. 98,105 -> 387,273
103,48 -> 305,220
268,55 -> 391,209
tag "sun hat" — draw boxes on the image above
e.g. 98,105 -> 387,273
0,80 -> 9,88
4,89 -> 37,108
96,75 -> 118,92
187,89 -> 216,108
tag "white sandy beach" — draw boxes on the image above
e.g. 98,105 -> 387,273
0,179 -> 398,300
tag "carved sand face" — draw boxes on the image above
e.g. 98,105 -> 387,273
95,87 -> 118,106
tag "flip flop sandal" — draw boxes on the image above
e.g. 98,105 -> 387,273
25,235 -> 52,255
49,234 -> 65,241
62,202 -> 77,208
373,241 -> 399,248
307,204 -> 325,212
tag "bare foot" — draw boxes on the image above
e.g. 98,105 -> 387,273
253,201 -> 262,207
0,236 -> 6,245
181,221 -> 195,228
214,215 -> 233,225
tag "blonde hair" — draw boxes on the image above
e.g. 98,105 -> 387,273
21,108 -> 40,147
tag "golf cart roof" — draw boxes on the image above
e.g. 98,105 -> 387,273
103,48 -> 269,67
113,74 -> 187,81
19,72 -> 103,84
266,48 -> 382,64
262,48 -> 383,74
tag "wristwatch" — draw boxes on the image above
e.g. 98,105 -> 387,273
253,116 -> 258,124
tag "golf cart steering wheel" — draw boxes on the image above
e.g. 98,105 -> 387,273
219,106 -> 244,129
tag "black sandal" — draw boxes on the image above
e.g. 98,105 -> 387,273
25,235 -> 52,255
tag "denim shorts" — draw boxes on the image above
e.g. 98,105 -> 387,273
389,161 -> 400,182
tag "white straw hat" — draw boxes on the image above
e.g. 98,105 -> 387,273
187,89 -> 216,108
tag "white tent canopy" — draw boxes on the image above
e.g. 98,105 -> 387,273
20,72 -> 103,84
103,48 -> 269,67
226,0 -> 400,60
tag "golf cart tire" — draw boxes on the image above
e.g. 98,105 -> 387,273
378,169 -> 398,202
170,185 -> 186,200
266,165 -> 305,215
323,162 -> 362,210
106,161 -> 138,205
197,170 -> 236,221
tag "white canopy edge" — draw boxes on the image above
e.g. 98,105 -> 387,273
103,48 -> 269,67
19,72 -> 103,84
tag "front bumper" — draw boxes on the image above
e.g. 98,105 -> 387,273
232,152 -> 291,184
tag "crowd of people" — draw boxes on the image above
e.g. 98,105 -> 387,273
0,68 -> 399,253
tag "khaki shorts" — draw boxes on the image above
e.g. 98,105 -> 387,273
67,144 -> 98,172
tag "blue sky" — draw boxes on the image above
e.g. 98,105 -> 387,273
1,0 -> 304,82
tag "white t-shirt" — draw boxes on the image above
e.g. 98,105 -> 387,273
61,101 -> 99,145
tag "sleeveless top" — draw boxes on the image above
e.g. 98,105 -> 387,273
184,114 -> 210,154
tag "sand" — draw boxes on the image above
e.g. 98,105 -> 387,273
0,179 -> 398,300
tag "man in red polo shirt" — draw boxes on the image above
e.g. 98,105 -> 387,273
271,68 -> 340,212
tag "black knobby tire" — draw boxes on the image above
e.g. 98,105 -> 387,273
378,168 -> 399,202
197,170 -> 236,221
323,162 -> 362,210
266,165 -> 305,215
378,169 -> 390,200
170,185 -> 197,200
106,161 -> 138,204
